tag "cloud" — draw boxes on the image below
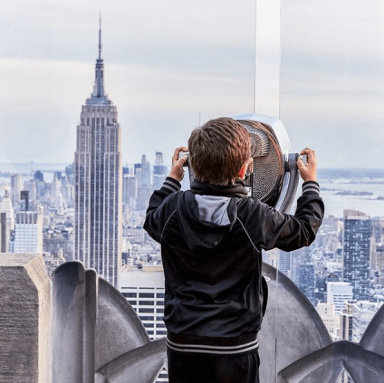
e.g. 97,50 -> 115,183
1,0 -> 383,169
278,0 -> 384,168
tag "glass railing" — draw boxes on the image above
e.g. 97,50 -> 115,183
276,1 -> 384,382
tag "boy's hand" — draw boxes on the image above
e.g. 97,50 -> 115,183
297,148 -> 317,182
169,146 -> 189,182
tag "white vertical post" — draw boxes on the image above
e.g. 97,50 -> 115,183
255,0 -> 281,117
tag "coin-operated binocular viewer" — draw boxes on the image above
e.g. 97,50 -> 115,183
185,113 -> 302,214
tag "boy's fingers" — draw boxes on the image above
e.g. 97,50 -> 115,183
300,148 -> 316,163
172,146 -> 188,164
179,155 -> 188,165
297,159 -> 309,174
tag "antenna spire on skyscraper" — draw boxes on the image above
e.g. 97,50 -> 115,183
87,15 -> 108,102
99,13 -> 102,59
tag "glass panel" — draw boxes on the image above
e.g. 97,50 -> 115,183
277,0 -> 384,381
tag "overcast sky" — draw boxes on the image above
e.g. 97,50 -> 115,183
1,0 -> 383,168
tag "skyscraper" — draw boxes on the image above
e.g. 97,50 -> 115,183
74,21 -> 122,288
10,174 -> 21,206
120,264 -> 168,382
153,152 -> 167,191
136,154 -> 152,211
343,210 -> 371,301
298,263 -> 316,306
327,282 -> 353,314
13,209 -> 43,254
0,189 -> 14,252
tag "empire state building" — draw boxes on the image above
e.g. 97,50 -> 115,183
74,24 -> 122,288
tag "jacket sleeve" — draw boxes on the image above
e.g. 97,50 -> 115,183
247,181 -> 325,252
143,177 -> 181,243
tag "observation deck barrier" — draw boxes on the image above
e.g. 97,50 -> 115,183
1,253 -> 384,382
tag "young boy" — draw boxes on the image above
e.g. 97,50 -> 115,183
144,117 -> 324,383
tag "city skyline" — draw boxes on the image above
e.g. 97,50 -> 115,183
2,0 -> 384,168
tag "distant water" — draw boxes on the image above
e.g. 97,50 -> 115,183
0,163 -> 69,174
316,169 -> 384,218
318,168 -> 384,180
0,163 -> 70,183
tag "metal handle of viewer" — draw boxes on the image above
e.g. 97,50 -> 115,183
277,153 -> 301,214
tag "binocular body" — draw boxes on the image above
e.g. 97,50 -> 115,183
184,114 -> 301,214
232,113 -> 300,214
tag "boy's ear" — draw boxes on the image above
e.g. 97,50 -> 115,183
238,164 -> 247,180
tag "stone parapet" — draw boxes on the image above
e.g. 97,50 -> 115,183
1,255 -> 384,382
0,253 -> 51,383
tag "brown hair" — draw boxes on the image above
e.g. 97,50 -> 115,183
188,117 -> 251,185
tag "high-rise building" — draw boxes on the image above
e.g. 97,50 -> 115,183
278,250 -> 292,276
34,171 -> 44,183
316,302 -> 340,340
24,180 -> 37,204
343,210 -> 371,300
350,300 -> 382,343
327,282 -> 353,314
298,264 -> 316,306
123,175 -> 137,209
137,155 -> 151,188
10,174 -> 21,206
13,209 -> 43,254
340,301 -> 354,342
51,173 -> 61,207
136,155 -> 152,211
74,22 -> 122,288
120,264 -> 168,382
153,152 -> 167,191
0,189 -> 15,252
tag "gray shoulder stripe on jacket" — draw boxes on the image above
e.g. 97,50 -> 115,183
236,218 -> 260,255
160,209 -> 177,242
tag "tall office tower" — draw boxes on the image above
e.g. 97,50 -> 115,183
0,189 -> 15,252
141,155 -> 151,187
327,282 -> 353,314
34,171 -> 44,183
340,301 -> 354,342
343,210 -> 371,300
298,264 -> 316,306
134,163 -> 142,187
351,300 -> 382,343
339,301 -> 355,383
136,155 -> 152,211
74,22 -> 122,288
316,302 -> 340,340
10,174 -> 21,206
51,173 -> 62,207
120,264 -> 168,383
153,152 -> 167,191
278,250 -> 292,276
123,174 -> 137,208
24,180 -> 37,203
60,175 -> 74,208
65,164 -> 74,184
13,208 -> 43,254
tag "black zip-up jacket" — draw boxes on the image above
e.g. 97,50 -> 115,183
144,177 -> 324,354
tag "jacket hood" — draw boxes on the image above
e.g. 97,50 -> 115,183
177,190 -> 241,251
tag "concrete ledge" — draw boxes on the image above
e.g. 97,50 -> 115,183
52,261 -> 165,383
0,253 -> 51,383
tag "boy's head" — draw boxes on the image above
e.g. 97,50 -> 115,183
188,117 -> 251,185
